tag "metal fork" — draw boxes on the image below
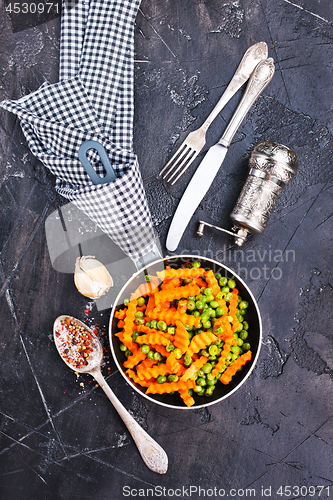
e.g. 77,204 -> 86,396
159,41 -> 268,185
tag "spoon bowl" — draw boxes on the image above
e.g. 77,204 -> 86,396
53,315 -> 168,474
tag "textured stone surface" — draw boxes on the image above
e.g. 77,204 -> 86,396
1,0 -> 333,499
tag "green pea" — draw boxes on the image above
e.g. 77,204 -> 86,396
196,300 -> 204,310
214,326 -> 223,335
135,318 -> 145,325
216,292 -> 223,300
157,321 -> 167,331
202,363 -> 213,374
154,352 -> 163,361
237,338 -> 244,346
166,344 -> 175,352
236,323 -> 243,332
135,311 -> 143,318
173,348 -> 182,359
205,386 -> 215,396
203,320 -> 211,329
231,352 -> 239,361
242,321 -> 249,330
216,307 -> 224,318
119,342 -> 127,352
243,342 -> 251,351
215,273 -> 222,280
123,298 -> 130,306
187,300 -> 195,311
228,279 -> 236,289
141,344 -> 150,354
201,313 -> 209,324
221,286 -> 230,294
227,315 -> 233,323
193,310 -> 200,317
209,310 -> 216,318
239,300 -> 249,310
208,345 -> 218,356
197,388 -> 206,396
225,293 -> 233,301
197,377 -> 206,387
204,287 -> 213,296
150,320 -> 158,329
231,345 -> 241,355
210,300 -> 219,309
197,369 -> 205,377
145,274 -> 153,283
206,379 -> 216,387
125,350 -> 132,357
157,375 -> 166,384
209,355 -> 217,361
206,294 -> 215,303
194,385 -> 203,393
137,296 -> 145,306
145,321 -> 151,328
132,331 -> 140,341
167,326 -> 176,335
239,330 -> 248,340
219,277 -> 228,287
183,355 -> 192,366
199,349 -> 210,357
192,261 -> 201,268
201,295 -> 208,303
168,374 -> 179,382
147,351 -> 155,360
183,278 -> 192,285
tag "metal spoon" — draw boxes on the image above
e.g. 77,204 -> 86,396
53,315 -> 168,474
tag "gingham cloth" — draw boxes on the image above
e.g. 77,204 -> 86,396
1,0 -> 155,260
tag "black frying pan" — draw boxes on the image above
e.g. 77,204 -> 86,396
109,254 -> 262,409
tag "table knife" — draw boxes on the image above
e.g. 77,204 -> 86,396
166,57 -> 275,252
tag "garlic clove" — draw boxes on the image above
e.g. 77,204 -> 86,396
74,256 -> 113,299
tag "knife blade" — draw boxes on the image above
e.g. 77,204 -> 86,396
166,57 -> 275,252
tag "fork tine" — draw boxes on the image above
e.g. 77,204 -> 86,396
161,145 -> 192,180
159,143 -> 188,177
170,150 -> 200,185
167,148 -> 197,183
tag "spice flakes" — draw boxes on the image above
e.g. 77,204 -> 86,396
54,317 -> 101,370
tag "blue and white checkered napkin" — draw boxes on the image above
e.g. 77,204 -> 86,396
1,0 -> 156,261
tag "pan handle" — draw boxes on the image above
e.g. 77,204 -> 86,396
79,140 -> 117,184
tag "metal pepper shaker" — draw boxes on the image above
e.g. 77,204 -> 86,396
197,141 -> 298,246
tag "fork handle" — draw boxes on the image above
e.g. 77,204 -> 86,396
219,57 -> 275,148
201,42 -> 268,132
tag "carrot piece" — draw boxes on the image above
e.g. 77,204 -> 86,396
130,276 -> 160,300
178,388 -> 195,407
165,351 -> 185,375
160,277 -> 182,290
146,379 -> 195,395
174,320 -> 189,354
115,309 -> 127,320
187,331 -> 217,357
181,356 -> 208,381
177,300 -> 188,314
220,351 -> 252,385
135,333 -> 170,347
126,369 -> 154,387
205,269 -> 221,297
147,308 -> 201,328
211,337 -> 237,378
154,284 -> 200,305
193,277 -> 207,288
151,345 -> 169,358
123,349 -> 147,369
117,320 -> 125,328
157,267 -> 206,281
145,295 -> 155,314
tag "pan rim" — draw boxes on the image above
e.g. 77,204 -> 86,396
109,254 -> 262,410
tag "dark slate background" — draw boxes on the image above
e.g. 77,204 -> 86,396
1,1 -> 333,499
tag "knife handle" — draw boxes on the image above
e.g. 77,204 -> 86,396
219,58 -> 275,148
201,41 -> 268,132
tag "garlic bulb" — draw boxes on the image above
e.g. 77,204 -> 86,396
74,256 -> 113,299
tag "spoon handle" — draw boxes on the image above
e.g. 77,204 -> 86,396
90,368 -> 168,474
